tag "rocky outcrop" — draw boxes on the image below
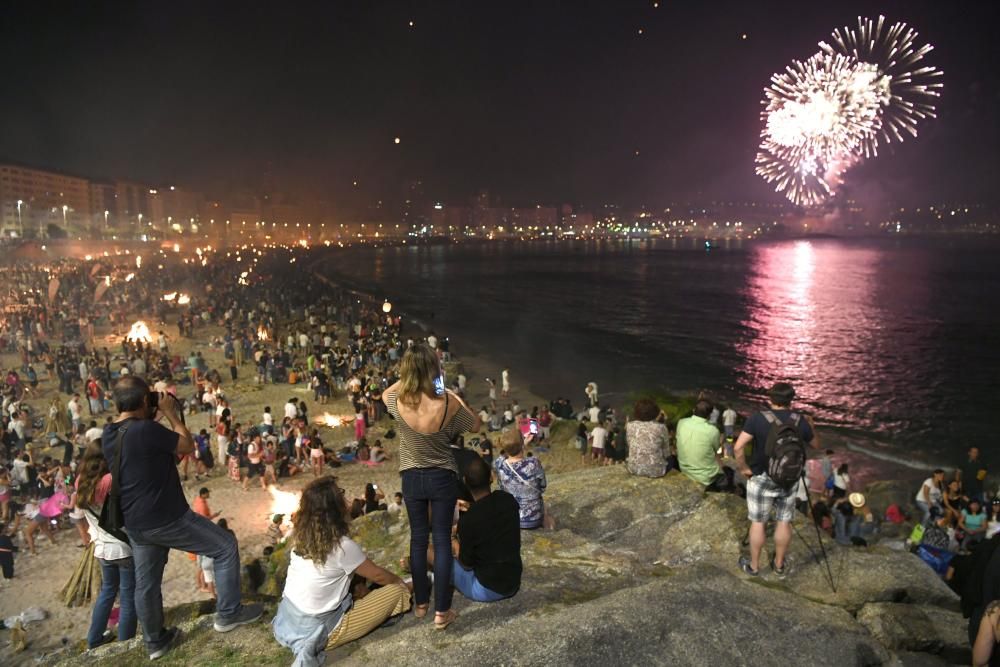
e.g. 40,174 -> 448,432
47,465 -> 966,666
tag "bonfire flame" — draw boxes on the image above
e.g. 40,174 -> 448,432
268,485 -> 301,525
315,413 -> 355,428
177,294 -> 191,305
126,321 -> 152,343
257,326 -> 269,341
163,292 -> 177,302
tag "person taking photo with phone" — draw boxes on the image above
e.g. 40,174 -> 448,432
381,343 -> 480,630
102,376 -> 262,660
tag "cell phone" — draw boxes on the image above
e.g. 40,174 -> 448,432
433,375 -> 445,396
529,419 -> 539,435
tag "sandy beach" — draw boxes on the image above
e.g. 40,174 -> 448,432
0,313 -> 558,664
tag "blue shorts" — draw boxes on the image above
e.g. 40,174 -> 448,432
452,561 -> 512,603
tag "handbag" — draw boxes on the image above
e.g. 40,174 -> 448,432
98,423 -> 131,544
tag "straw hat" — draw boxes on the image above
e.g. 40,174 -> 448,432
848,492 -> 866,509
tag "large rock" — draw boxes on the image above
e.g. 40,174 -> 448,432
44,464 -> 970,666
786,548 -> 960,613
339,565 -> 889,667
856,603 -> 971,664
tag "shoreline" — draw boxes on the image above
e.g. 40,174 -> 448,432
319,267 -> 931,491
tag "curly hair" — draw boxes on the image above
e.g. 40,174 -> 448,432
75,441 -> 109,508
292,476 -> 352,565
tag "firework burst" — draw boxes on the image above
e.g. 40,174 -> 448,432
757,16 -> 943,206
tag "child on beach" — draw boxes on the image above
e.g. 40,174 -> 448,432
263,440 -> 278,486
267,514 -> 285,545
309,433 -> 324,477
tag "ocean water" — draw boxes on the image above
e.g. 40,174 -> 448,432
325,236 -> 1000,470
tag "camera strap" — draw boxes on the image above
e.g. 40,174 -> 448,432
110,421 -> 132,499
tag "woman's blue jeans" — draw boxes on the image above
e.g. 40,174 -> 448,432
402,467 -> 457,614
87,557 -> 137,648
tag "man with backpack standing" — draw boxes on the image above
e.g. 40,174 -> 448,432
733,382 -> 819,577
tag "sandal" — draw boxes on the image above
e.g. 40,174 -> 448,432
434,609 -> 458,630
413,603 -> 429,619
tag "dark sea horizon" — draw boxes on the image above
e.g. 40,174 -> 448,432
323,235 -> 1000,475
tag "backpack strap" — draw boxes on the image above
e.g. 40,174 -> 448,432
762,410 -> 777,424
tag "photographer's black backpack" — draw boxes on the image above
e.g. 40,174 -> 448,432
762,411 -> 806,490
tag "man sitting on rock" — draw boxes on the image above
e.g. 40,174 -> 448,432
676,398 -> 734,492
733,382 -> 818,578
452,456 -> 522,602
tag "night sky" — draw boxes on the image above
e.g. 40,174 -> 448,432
2,1 -> 997,210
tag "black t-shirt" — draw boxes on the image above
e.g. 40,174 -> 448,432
457,490 -> 522,596
742,409 -> 814,476
102,419 -> 187,531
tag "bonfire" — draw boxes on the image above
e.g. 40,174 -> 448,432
125,320 -> 152,343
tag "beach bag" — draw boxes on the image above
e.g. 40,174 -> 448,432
762,411 -> 806,490
99,424 -> 131,545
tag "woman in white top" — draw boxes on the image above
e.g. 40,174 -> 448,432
75,442 -> 138,649
272,476 -> 411,667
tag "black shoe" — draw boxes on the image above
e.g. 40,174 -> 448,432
770,558 -> 788,578
738,556 -> 759,577
149,627 -> 181,660
214,602 -> 263,633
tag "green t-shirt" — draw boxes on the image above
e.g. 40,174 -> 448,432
676,415 -> 722,486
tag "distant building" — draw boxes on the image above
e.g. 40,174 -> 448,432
0,163 -> 91,238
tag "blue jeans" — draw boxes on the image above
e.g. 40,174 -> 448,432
915,500 -> 931,524
87,557 -> 137,648
127,509 -> 243,650
452,561 -> 510,603
402,468 -> 457,614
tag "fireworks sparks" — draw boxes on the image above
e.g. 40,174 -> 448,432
756,15 -> 942,207
126,320 -> 152,343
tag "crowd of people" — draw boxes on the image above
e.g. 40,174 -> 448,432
2,249 -> 1000,664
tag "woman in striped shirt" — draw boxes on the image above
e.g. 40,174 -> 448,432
383,344 -> 480,630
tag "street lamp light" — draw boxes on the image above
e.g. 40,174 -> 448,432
62,204 -> 68,228
16,200 -> 23,236
104,210 -> 110,233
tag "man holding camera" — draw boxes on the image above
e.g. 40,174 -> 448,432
103,376 -> 261,660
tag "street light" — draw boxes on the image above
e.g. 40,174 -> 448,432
382,299 -> 392,314
62,204 -> 68,228
104,210 -> 109,232
16,200 -> 23,236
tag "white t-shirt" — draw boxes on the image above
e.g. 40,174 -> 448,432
68,399 -> 82,420
833,472 -> 850,491
284,537 -> 367,614
247,442 -> 262,464
590,426 -> 608,450
723,409 -> 737,426
915,478 -> 943,505
85,427 -> 103,443
263,412 -> 274,426
588,406 -> 600,423
284,403 -> 298,420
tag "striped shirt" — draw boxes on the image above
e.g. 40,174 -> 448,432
386,391 -> 474,474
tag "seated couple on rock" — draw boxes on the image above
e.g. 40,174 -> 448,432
272,476 -> 411,667
410,454 -> 523,607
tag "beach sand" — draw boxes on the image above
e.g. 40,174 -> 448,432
0,316 -> 562,664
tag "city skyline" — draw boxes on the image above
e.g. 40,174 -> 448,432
1,1 -> 998,213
